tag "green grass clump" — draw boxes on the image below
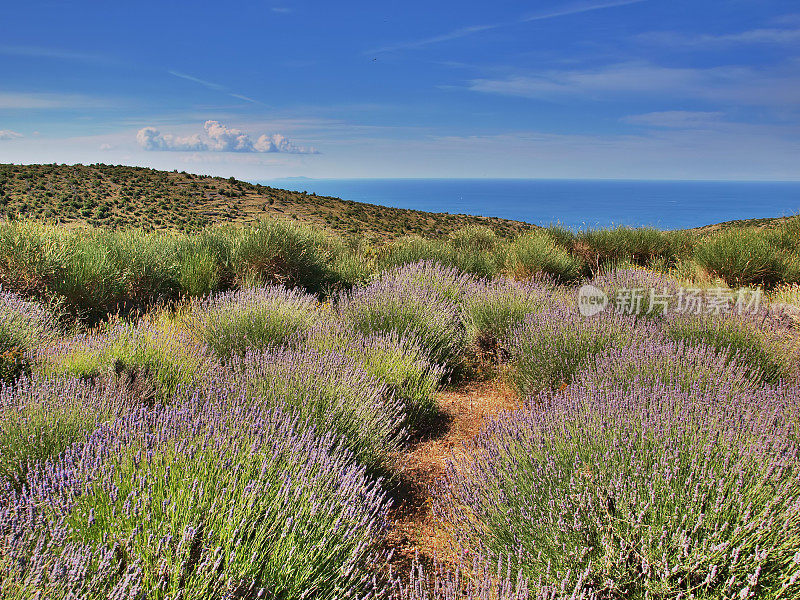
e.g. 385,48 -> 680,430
771,283 -> 800,310
228,219 -> 335,292
577,226 -> 691,271
694,228 -> 799,288
377,228 -> 506,277
507,231 -> 582,282
185,286 -> 322,360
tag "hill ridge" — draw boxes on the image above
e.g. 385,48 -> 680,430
0,163 -> 533,240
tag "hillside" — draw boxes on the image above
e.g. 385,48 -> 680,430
0,163 -> 533,240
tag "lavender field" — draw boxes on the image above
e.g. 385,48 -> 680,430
2,227 -> 800,599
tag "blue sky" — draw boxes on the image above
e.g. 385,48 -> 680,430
1,0 -> 798,180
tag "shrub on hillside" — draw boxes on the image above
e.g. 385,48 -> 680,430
588,266 -> 682,317
663,309 -> 795,385
507,231 -> 582,282
378,231 -> 505,278
576,226 -> 690,271
575,337 -> 764,394
694,228 -> 799,288
229,219 -> 334,292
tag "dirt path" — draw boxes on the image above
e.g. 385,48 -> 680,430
385,379 -> 520,571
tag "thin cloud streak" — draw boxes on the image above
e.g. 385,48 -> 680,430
168,70 -> 260,104
640,28 -> 800,46
168,70 -> 226,91
368,0 -> 645,53
0,45 -> 117,65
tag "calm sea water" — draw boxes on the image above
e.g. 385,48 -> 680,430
259,179 -> 800,230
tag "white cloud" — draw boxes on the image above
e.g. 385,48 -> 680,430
0,130 -> 23,140
99,143 -> 114,150
136,121 -> 319,154
136,127 -> 206,151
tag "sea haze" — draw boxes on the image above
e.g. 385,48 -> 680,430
260,179 -> 800,230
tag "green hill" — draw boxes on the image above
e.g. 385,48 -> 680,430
0,163 -> 533,240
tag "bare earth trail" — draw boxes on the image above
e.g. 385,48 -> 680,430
385,379 -> 521,571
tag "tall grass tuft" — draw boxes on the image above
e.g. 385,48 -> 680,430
576,226 -> 690,271
507,231 -> 582,282
694,228 -> 799,288
185,285 -> 321,360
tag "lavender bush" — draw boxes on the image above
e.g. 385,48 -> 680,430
227,347 -> 407,472
373,261 -> 476,307
338,264 -> 469,371
306,322 -> 444,428
437,382 -> 800,598
0,376 -> 122,487
464,278 -> 548,353
663,309 -> 795,384
574,338 -> 764,394
1,390 -> 391,599
504,304 -> 658,395
588,266 -> 683,317
185,285 -> 322,360
389,554 -> 601,600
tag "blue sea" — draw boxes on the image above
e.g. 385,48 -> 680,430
259,179 -> 800,230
